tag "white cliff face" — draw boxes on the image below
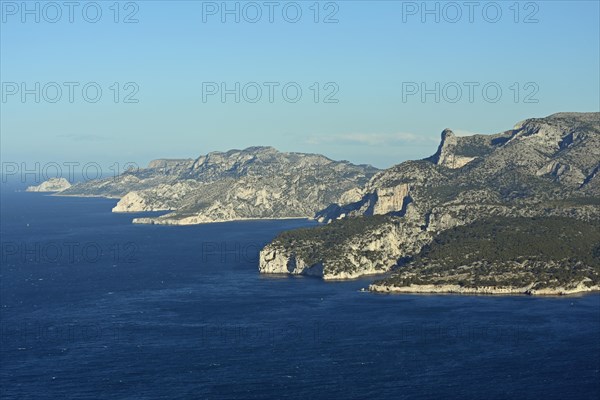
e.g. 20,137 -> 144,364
536,160 -> 587,186
372,184 -> 411,215
322,223 -> 412,280
315,183 -> 413,223
258,249 -> 324,276
432,129 -> 478,169
264,222 -> 425,280
26,178 -> 71,192
260,208 -> 430,280
338,187 -> 363,204
112,181 -> 199,213
112,191 -> 172,212
112,192 -> 145,212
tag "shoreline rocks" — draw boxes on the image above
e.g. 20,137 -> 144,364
368,282 -> 600,296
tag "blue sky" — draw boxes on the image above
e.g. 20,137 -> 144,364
1,0 -> 599,171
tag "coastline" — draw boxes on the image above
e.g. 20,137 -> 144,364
51,193 -> 122,200
30,190 -> 317,225
132,216 -> 315,226
21,188 -> 600,297
368,282 -> 600,296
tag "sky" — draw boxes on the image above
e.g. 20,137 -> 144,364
1,0 -> 599,174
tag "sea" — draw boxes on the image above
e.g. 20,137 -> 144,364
1,184 -> 599,399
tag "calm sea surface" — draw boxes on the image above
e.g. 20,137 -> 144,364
1,187 -> 599,399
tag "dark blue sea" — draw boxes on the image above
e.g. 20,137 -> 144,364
1,185 -> 599,399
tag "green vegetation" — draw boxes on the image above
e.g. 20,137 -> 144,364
417,217 -> 600,266
378,217 -> 600,290
272,215 -> 393,268
544,197 -> 600,207
454,138 -> 496,158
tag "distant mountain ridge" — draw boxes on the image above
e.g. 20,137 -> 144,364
58,146 -> 379,224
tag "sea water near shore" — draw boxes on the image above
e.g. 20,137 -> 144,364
1,186 -> 599,399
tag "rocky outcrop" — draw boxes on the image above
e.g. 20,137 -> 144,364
259,208 -> 431,279
429,129 -> 478,168
260,112 -> 600,281
315,184 -> 412,223
26,178 -> 71,192
111,181 -> 199,213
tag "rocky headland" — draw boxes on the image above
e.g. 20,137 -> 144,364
259,112 -> 600,295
